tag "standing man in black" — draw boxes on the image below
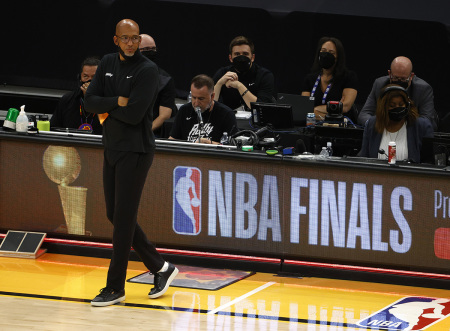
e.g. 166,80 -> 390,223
85,18 -> 178,307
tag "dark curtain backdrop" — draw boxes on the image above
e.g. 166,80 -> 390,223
2,0 -> 449,129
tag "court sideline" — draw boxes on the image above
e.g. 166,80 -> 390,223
0,252 -> 449,330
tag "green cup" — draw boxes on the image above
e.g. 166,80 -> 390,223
3,108 -> 19,130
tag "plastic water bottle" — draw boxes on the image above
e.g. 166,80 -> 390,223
16,105 -> 28,133
326,142 -> 333,157
319,147 -> 328,159
220,132 -> 229,145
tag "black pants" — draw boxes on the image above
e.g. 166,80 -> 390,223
103,148 -> 165,291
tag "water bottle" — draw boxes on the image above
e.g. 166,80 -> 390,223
187,91 -> 192,103
326,142 -> 333,157
319,147 -> 328,159
220,132 -> 229,145
16,105 -> 28,133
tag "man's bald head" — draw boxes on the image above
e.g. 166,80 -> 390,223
390,56 -> 413,74
388,56 -> 414,88
116,19 -> 139,35
140,34 -> 156,49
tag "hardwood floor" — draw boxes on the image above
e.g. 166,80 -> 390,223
0,253 -> 449,330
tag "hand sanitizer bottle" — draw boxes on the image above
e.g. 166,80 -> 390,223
16,105 -> 28,133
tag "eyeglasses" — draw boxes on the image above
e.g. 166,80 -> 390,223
116,35 -> 141,44
139,46 -> 157,52
390,73 -> 412,83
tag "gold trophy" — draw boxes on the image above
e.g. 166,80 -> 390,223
43,146 -> 87,235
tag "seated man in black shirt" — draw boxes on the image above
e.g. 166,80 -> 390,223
50,57 -> 102,134
169,74 -> 237,144
140,34 -> 177,137
213,36 -> 275,111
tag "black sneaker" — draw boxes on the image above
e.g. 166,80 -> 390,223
148,262 -> 179,299
91,287 -> 125,307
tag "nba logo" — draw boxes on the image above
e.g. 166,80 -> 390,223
173,166 -> 201,235
357,296 -> 450,330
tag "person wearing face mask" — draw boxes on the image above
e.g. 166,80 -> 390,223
169,74 -> 237,144
301,37 -> 358,122
358,56 -> 438,130
139,34 -> 177,137
358,85 -> 433,163
212,36 -> 276,111
50,57 -> 103,134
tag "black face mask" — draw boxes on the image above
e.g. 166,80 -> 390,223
233,55 -> 252,73
319,52 -> 336,69
117,45 -> 139,62
388,106 -> 409,122
141,50 -> 157,63
390,80 -> 409,89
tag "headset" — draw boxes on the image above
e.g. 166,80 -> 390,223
381,85 -> 411,111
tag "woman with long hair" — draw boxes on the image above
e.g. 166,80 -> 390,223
301,37 -> 358,122
359,84 -> 433,163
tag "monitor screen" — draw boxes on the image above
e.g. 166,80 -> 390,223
314,126 -> 364,157
421,134 -> 450,165
251,102 -> 294,129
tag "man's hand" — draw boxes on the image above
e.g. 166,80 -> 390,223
217,71 -> 238,86
80,81 -> 90,95
197,137 -> 215,144
225,78 -> 241,89
118,96 -> 129,107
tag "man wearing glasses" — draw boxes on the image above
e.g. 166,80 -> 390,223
85,19 -> 178,307
358,56 -> 438,130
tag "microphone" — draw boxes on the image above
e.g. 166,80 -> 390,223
378,149 -> 388,160
194,106 -> 203,126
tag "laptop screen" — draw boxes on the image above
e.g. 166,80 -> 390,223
277,93 -> 315,126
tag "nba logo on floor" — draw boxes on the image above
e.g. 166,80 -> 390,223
173,166 -> 201,235
357,296 -> 450,330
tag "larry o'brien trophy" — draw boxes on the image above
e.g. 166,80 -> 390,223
43,146 -> 87,235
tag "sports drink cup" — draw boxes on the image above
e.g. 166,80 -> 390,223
388,141 -> 396,164
3,108 -> 19,130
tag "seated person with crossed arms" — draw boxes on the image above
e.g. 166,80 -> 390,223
213,36 -> 275,111
301,36 -> 358,122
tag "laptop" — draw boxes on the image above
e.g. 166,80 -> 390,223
277,93 -> 315,126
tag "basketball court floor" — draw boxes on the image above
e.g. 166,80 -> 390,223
1,251 -> 449,330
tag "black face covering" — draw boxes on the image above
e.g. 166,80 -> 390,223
390,80 -> 409,89
141,50 -> 157,62
233,55 -> 252,73
117,45 -> 140,62
319,52 -> 336,69
388,106 -> 409,122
